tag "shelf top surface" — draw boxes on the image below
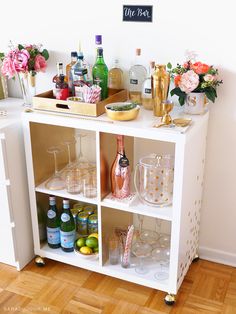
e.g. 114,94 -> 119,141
0,97 -> 24,128
22,103 -> 209,142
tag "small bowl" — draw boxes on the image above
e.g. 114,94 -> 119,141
105,102 -> 140,121
74,240 -> 98,259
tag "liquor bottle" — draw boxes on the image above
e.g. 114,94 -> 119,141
46,195 -> 60,249
66,52 -> 78,93
110,135 -> 131,199
71,51 -> 89,97
128,48 -> 147,105
53,62 -> 64,83
73,70 -> 87,101
54,74 -> 69,100
108,59 -> 123,90
92,36 -> 108,100
141,61 -> 155,110
60,199 -> 76,252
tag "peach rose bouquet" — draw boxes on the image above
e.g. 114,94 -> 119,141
0,42 -> 49,79
168,60 -> 223,106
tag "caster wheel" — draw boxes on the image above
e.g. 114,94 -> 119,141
35,256 -> 45,267
192,254 -> 200,263
164,294 -> 175,306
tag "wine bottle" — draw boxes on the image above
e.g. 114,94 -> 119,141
60,199 -> 76,252
110,135 -> 131,199
92,36 -> 108,100
46,195 -> 60,249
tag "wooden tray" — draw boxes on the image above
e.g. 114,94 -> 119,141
33,89 -> 128,117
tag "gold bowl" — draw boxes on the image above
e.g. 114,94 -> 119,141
105,102 -> 140,121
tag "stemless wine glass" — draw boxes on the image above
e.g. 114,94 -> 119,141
132,241 -> 152,274
45,146 -> 65,190
152,247 -> 170,280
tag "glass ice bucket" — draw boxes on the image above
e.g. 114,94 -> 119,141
134,154 -> 174,207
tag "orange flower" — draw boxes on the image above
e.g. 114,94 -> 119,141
174,75 -> 182,86
191,62 -> 210,74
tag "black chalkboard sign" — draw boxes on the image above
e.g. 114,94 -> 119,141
123,5 -> 153,22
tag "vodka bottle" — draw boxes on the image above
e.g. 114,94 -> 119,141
142,61 -> 155,110
128,48 -> 147,105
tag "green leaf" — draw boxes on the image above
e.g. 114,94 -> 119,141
167,62 -> 172,69
205,89 -> 215,103
41,49 -> 49,60
18,44 -> 24,50
170,87 -> 186,106
179,96 -> 185,106
0,52 -> 4,60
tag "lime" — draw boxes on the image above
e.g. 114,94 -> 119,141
85,237 -> 98,249
88,233 -> 98,240
93,247 -> 99,253
80,246 -> 93,255
76,237 -> 86,248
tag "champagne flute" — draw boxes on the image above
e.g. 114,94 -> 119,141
45,146 -> 65,190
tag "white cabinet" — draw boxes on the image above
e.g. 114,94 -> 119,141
0,98 -> 34,270
22,106 -> 208,298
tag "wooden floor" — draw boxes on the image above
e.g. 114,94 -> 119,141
0,258 -> 236,313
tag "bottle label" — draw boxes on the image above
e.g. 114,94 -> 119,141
144,88 -> 152,94
130,79 -> 138,85
119,155 -> 130,167
60,230 -> 75,249
47,210 -> 56,219
61,213 -> 70,222
74,86 -> 84,101
55,88 -> 69,100
47,227 -> 60,245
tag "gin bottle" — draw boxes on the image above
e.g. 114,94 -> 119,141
110,135 -> 131,199
108,59 -> 123,90
46,195 -> 60,249
60,199 -> 76,252
128,48 -> 147,105
141,61 -> 155,110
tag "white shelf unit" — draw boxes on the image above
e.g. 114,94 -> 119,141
22,106 -> 208,295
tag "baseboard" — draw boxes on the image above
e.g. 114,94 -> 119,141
199,246 -> 236,267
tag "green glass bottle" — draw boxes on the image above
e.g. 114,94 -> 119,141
92,47 -> 108,100
60,199 -> 76,252
46,195 -> 60,249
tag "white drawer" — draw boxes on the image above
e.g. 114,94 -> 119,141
0,183 -> 12,224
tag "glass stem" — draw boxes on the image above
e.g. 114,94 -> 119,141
67,144 -> 72,166
139,257 -> 144,270
53,151 -> 59,175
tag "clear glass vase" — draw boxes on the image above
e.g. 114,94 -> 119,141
18,71 -> 36,107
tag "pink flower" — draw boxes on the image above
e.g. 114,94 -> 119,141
179,70 -> 199,93
34,55 -> 47,72
14,49 -> 30,73
204,74 -> 216,82
1,52 -> 17,78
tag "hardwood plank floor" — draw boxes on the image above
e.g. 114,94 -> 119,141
0,259 -> 235,313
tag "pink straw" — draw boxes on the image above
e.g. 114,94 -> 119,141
122,225 -> 134,267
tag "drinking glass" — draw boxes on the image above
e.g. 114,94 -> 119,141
45,146 -> 65,190
140,229 -> 159,246
152,247 -> 170,280
82,168 -> 97,198
159,233 -> 171,248
132,242 -> 152,274
60,139 -> 75,179
65,168 -> 83,194
109,235 -> 120,265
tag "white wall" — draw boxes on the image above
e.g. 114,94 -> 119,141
1,0 -> 236,265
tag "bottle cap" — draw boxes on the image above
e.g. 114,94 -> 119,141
136,48 -> 141,56
49,195 -> 56,201
150,61 -> 155,68
63,199 -> 69,205
97,47 -> 103,56
57,62 -> 63,67
95,35 -> 102,45
77,51 -> 84,60
71,51 -> 77,58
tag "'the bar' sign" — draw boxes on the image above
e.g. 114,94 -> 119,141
123,5 -> 153,22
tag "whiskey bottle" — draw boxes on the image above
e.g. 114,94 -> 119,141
108,59 -> 123,90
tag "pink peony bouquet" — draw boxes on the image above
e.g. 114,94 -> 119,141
168,60 -> 223,105
0,43 -> 49,79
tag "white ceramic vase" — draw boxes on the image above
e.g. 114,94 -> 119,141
184,92 -> 208,115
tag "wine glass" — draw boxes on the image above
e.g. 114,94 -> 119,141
159,233 -> 171,248
132,241 -> 152,274
45,146 -> 65,190
137,214 -> 144,237
74,132 -> 90,170
60,139 -> 76,179
152,247 -> 170,280
140,229 -> 159,246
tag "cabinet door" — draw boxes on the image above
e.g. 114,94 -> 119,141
0,183 -> 16,267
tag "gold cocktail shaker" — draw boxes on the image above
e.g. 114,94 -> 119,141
151,65 -> 170,117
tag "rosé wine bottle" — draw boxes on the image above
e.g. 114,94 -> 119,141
110,135 -> 131,199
